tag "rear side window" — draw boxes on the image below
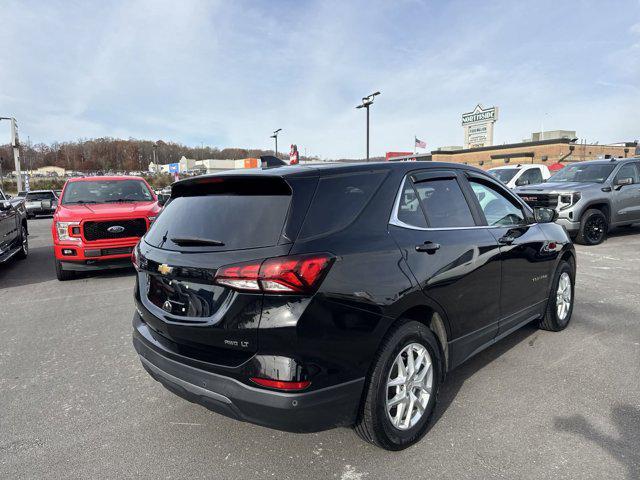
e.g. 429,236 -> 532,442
413,179 -> 475,228
145,178 -> 292,251
298,171 -> 387,240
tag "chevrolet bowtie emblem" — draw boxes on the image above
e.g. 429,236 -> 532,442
157,264 -> 173,275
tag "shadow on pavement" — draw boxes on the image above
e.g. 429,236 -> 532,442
554,404 -> 640,479
432,323 -> 538,425
0,244 -> 134,289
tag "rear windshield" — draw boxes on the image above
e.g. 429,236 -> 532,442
62,180 -> 153,204
145,178 -> 292,251
26,192 -> 56,201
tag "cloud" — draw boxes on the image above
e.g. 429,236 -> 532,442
0,0 -> 639,158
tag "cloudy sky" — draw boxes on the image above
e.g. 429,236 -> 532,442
1,0 -> 639,158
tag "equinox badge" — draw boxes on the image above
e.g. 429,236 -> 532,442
157,264 -> 173,275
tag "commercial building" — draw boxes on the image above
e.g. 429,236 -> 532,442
389,136 -> 638,169
149,156 -> 259,175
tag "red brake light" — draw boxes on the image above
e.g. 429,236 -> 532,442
214,253 -> 334,294
250,377 -> 311,391
215,261 -> 262,291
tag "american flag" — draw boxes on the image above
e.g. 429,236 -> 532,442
415,137 -> 427,149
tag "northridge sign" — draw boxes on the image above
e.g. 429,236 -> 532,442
462,104 -> 498,149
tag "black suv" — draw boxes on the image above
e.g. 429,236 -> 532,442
132,162 -> 576,450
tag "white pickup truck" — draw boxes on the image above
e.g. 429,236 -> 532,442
487,164 -> 551,189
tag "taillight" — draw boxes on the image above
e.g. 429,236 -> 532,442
250,377 -> 311,391
131,244 -> 139,270
214,253 -> 334,294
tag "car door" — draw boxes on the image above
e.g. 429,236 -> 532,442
465,173 -> 556,335
388,169 -> 503,367
611,162 -> 640,224
0,190 -> 9,250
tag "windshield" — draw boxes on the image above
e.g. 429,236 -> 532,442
488,168 -> 518,183
548,164 -> 615,183
62,180 -> 153,205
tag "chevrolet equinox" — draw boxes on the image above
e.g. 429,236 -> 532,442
132,162 -> 576,450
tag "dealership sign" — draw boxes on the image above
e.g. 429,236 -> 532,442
462,104 -> 498,149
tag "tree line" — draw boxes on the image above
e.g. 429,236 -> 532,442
0,138 -> 318,173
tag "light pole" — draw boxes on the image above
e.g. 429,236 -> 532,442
270,128 -> 282,158
356,91 -> 380,161
0,117 -> 22,191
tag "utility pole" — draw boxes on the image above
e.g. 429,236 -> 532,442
356,92 -> 380,161
0,117 -> 22,192
271,128 -> 282,158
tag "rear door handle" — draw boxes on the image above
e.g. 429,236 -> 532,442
498,235 -> 515,245
415,241 -> 440,253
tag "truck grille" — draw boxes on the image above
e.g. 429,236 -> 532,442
83,219 -> 147,241
517,193 -> 558,209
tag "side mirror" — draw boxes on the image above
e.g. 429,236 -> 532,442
615,177 -> 633,187
534,207 -> 558,224
157,195 -> 168,207
516,178 -> 530,186
477,191 -> 486,202
0,200 -> 12,211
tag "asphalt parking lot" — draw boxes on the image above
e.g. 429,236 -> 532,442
1,218 -> 639,480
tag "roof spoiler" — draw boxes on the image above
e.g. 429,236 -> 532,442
260,155 -> 287,169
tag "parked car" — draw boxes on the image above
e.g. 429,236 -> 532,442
516,158 -> 640,245
52,176 -> 162,280
0,187 -> 29,263
24,190 -> 58,218
131,162 -> 576,450
487,164 -> 550,189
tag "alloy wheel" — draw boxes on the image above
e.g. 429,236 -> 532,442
22,227 -> 28,255
556,272 -> 572,321
385,342 -> 433,431
585,215 -> 605,244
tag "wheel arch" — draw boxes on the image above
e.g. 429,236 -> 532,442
392,304 -> 450,378
21,217 -> 28,235
582,201 -> 611,224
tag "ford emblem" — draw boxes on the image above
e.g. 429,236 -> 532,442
107,225 -> 125,233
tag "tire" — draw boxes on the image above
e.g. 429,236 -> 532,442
55,258 -> 75,281
354,320 -> 441,450
16,224 -> 28,260
539,261 -> 574,331
575,209 -> 607,245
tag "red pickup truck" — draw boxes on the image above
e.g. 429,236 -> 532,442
52,176 -> 162,280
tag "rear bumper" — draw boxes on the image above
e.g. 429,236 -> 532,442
132,315 -> 365,433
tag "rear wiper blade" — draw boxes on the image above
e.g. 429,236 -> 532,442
170,237 -> 225,247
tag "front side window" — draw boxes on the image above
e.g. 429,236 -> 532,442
470,180 -> 526,226
62,180 -> 153,205
614,163 -> 639,184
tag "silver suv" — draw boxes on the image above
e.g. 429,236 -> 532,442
516,158 -> 640,245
